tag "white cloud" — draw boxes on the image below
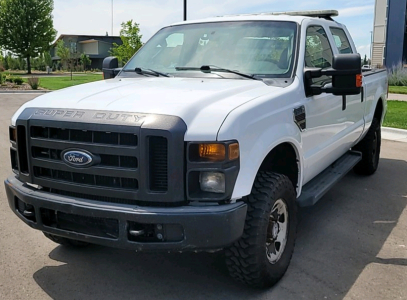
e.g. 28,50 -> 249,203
357,44 -> 372,58
338,5 -> 374,17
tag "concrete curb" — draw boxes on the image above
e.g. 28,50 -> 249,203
382,127 -> 407,143
388,93 -> 407,101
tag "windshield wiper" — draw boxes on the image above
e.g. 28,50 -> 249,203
175,65 -> 260,81
128,67 -> 170,77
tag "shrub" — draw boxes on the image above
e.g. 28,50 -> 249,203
5,75 -> 13,82
28,77 -> 40,90
0,73 -> 3,84
388,63 -> 407,86
13,76 -> 23,85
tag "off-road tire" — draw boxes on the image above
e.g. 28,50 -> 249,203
353,118 -> 381,175
225,172 -> 298,288
43,232 -> 90,248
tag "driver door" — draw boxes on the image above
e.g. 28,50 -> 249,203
301,25 -> 353,184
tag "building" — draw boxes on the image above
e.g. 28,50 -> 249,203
50,34 -> 123,70
372,0 -> 407,68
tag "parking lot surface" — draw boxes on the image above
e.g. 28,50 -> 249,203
0,94 -> 406,300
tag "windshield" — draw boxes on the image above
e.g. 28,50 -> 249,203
123,21 -> 297,78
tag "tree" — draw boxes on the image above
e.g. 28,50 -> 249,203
0,0 -> 57,74
56,40 -> 70,70
55,40 -> 79,79
363,54 -> 369,66
0,51 -> 4,71
80,53 -> 91,71
110,20 -> 143,65
44,52 -> 52,68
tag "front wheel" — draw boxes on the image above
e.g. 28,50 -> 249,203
353,118 -> 381,175
225,172 -> 298,288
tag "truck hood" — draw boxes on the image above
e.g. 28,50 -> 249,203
12,77 -> 280,140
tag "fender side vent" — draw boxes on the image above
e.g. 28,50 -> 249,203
294,106 -> 306,131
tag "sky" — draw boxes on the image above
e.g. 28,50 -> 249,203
53,0 -> 375,59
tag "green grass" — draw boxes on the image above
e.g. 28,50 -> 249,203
389,86 -> 407,94
23,74 -> 102,90
3,71 -> 28,76
383,100 -> 407,129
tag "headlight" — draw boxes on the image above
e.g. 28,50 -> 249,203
187,141 -> 240,201
189,142 -> 239,162
200,172 -> 225,193
199,144 -> 226,161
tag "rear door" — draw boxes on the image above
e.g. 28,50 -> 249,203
328,26 -> 365,141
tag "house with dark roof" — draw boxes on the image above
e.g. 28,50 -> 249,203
50,34 -> 123,70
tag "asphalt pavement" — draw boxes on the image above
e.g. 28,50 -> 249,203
0,93 -> 406,300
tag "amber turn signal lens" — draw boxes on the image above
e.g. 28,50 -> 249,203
199,144 -> 226,161
356,74 -> 363,88
9,127 -> 16,142
228,143 -> 239,160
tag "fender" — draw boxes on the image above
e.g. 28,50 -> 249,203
218,99 -> 304,199
231,124 -> 303,199
362,72 -> 388,137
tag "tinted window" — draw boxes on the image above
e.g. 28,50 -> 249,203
330,27 -> 353,54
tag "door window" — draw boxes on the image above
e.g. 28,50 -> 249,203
305,26 -> 333,85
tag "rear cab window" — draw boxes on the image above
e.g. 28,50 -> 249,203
329,27 -> 353,54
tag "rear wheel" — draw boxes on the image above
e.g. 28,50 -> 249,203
353,118 -> 381,175
43,232 -> 90,248
225,172 -> 298,288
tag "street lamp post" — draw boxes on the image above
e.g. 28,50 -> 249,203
184,0 -> 187,21
370,30 -> 373,66
112,0 -> 114,36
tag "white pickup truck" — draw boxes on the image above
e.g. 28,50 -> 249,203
5,10 -> 388,288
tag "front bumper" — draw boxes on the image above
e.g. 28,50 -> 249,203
5,176 -> 247,251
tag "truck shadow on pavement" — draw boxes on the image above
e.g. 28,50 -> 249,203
33,158 -> 407,300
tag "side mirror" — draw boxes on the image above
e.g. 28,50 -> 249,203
102,57 -> 122,79
304,54 -> 362,97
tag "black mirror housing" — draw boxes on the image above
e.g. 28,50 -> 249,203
102,57 -> 122,79
332,54 -> 361,71
331,54 -> 362,95
304,54 -> 362,97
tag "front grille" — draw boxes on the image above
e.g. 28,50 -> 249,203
31,126 -> 138,146
28,124 -> 142,202
32,146 -> 138,169
17,125 -> 29,173
13,109 -> 186,206
34,166 -> 138,190
149,137 -> 168,192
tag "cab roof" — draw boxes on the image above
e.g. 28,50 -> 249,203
170,10 -> 340,26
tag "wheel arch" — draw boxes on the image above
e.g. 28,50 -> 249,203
374,96 -> 386,123
258,142 -> 301,193
230,131 -> 304,200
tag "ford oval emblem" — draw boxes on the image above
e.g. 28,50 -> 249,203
62,150 -> 93,167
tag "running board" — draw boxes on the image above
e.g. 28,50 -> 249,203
297,151 -> 362,207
